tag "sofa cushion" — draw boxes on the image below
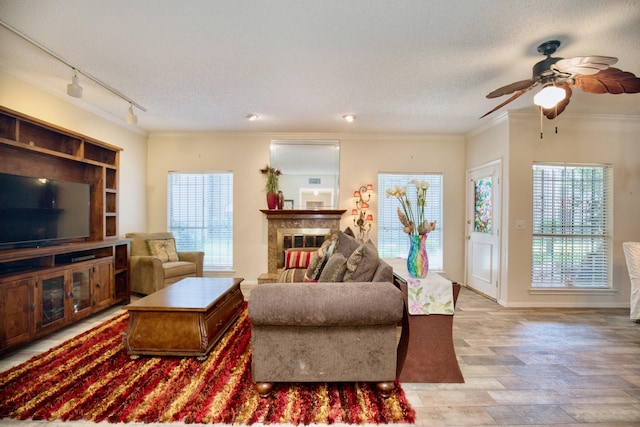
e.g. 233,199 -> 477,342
146,238 -> 179,262
162,261 -> 196,278
318,252 -> 348,282
343,240 -> 380,282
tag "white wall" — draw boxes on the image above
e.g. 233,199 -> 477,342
468,110 -> 640,307
0,71 -> 148,237
146,132 -> 467,284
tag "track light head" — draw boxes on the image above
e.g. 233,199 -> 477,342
66,73 -> 83,98
126,104 -> 137,125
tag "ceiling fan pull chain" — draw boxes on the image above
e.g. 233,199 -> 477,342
540,108 -> 544,139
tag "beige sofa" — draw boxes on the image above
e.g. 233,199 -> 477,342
126,232 -> 204,295
248,231 -> 404,397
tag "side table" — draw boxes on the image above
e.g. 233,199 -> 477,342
385,259 -> 464,383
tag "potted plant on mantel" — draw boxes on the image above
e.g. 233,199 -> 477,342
260,164 -> 281,209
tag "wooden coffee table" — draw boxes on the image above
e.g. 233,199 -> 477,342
123,277 -> 244,358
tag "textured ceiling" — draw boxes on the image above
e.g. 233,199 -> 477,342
1,0 -> 639,134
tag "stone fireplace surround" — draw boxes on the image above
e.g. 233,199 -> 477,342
259,209 -> 346,283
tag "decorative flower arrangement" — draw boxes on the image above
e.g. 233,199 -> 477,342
386,179 -> 436,236
259,164 -> 281,193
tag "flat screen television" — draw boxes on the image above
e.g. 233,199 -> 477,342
0,172 -> 91,248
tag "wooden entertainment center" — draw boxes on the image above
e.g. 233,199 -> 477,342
0,106 -> 130,354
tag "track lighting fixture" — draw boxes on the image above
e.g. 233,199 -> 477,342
66,71 -> 83,98
0,19 -> 146,124
126,104 -> 137,125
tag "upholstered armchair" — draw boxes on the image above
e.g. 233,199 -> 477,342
125,232 -> 204,295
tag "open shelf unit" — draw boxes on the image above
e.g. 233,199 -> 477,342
0,106 -> 130,354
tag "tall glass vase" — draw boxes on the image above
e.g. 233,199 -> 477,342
407,234 -> 429,278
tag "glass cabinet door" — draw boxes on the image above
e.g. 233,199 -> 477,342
72,268 -> 92,314
40,272 -> 66,327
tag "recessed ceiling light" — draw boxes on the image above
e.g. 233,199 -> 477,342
246,113 -> 259,121
343,114 -> 355,122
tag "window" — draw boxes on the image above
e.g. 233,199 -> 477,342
531,164 -> 612,288
377,173 -> 443,270
168,172 -> 233,270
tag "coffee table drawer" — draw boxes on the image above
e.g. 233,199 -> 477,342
204,287 -> 243,347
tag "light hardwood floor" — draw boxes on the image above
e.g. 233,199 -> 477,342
1,286 -> 639,426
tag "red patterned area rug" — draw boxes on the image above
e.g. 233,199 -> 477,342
0,305 -> 415,424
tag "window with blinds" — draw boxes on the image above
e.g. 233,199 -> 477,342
377,173 -> 443,270
168,172 -> 233,270
531,164 -> 612,288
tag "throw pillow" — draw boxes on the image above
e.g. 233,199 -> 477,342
146,238 -> 179,262
285,249 -> 313,270
343,240 -> 379,282
343,226 -> 355,237
334,230 -> 361,259
278,268 -> 307,283
318,252 -> 348,282
304,237 -> 336,281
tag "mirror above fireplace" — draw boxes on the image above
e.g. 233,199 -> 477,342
270,140 -> 340,209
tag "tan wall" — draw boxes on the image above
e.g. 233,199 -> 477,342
468,111 -> 640,307
146,132 -> 467,283
7,70 -> 639,307
0,71 -> 149,238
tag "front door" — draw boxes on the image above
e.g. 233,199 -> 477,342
466,160 -> 501,300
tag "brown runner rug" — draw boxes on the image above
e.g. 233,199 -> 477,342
0,305 -> 415,424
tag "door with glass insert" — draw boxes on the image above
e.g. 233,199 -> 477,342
71,266 -> 92,317
466,160 -> 501,300
38,271 -> 67,329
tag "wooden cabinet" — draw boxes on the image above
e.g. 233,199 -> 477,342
92,258 -> 114,311
0,277 -> 35,349
0,107 -> 130,355
0,241 -> 130,353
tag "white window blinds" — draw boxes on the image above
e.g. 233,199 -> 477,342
531,164 -> 611,287
168,172 -> 233,270
377,173 -> 443,270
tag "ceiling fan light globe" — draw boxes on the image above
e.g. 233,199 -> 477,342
534,86 -> 565,109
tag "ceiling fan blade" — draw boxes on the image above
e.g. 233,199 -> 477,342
573,67 -> 640,94
552,56 -> 618,75
542,83 -> 572,119
486,79 -> 537,99
480,88 -> 531,118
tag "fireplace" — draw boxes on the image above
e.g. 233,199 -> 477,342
259,209 -> 346,283
277,228 -> 330,268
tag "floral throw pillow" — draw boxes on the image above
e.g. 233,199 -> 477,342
318,252 -> 348,282
304,237 -> 336,281
343,240 -> 379,282
146,238 -> 179,262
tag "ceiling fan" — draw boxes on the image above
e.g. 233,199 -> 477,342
481,40 -> 640,120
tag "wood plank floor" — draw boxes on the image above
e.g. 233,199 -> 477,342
1,286 -> 639,426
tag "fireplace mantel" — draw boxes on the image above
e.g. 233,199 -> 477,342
260,209 -> 346,220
